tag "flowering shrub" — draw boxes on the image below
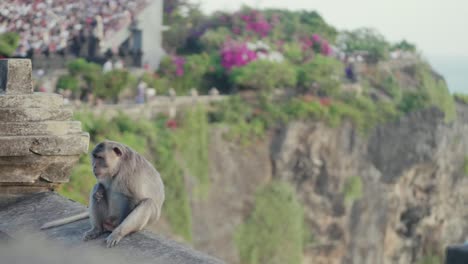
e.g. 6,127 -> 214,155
321,41 -> 332,56
239,10 -> 271,37
300,95 -> 332,106
173,56 -> 186,76
220,40 -> 257,70
230,60 -> 297,90
159,53 -> 217,94
319,97 -> 332,106
300,33 -> 332,57
166,119 -> 178,129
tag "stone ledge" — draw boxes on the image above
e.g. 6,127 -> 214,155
0,93 -> 63,108
446,244 -> 468,264
0,108 -> 73,122
0,192 -> 223,264
0,155 -> 80,183
0,133 -> 89,156
0,121 -> 82,136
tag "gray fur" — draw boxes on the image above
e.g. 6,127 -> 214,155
42,140 -> 165,248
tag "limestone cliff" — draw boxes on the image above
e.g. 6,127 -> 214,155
189,104 -> 468,264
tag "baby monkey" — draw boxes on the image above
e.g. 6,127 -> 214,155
41,141 -> 165,248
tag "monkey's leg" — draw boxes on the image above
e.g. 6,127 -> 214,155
83,184 -> 108,241
105,198 -> 157,247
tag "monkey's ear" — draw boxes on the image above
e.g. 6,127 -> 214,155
113,147 -> 123,157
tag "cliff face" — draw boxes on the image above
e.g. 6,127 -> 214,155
190,104 -> 468,264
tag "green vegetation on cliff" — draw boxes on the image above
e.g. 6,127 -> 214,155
235,181 -> 304,264
417,255 -> 441,264
463,157 -> 468,177
416,63 -> 456,122
343,176 -> 363,205
454,93 -> 468,105
175,106 -> 210,197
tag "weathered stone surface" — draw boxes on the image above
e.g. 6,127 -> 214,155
446,245 -> 468,264
0,93 -> 63,108
0,59 -> 90,192
0,108 -> 73,122
0,121 -> 82,136
0,133 -> 89,156
0,155 -> 80,183
0,59 -> 33,95
0,192 -> 224,264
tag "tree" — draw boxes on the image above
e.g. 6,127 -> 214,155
0,32 -> 19,57
339,28 -> 390,63
297,55 -> 344,96
230,59 -> 297,91
97,70 -> 130,103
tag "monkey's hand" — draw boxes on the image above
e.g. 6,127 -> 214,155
93,191 -> 104,202
83,228 -> 104,241
105,230 -> 123,248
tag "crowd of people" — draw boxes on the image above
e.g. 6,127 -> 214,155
0,0 -> 151,57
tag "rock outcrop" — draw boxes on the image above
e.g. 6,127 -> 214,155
190,105 -> 468,264
270,107 -> 468,264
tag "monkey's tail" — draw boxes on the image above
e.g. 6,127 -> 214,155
40,212 -> 90,230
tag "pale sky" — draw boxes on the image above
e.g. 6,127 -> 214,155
190,0 -> 468,57
189,0 -> 468,92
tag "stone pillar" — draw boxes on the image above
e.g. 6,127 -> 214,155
0,59 -> 89,196
209,87 -> 219,96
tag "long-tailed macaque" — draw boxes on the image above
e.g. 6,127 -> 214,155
41,141 -> 165,248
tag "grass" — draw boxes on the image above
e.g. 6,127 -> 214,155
343,176 -> 363,205
416,255 -> 441,264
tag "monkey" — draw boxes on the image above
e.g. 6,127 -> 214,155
41,140 -> 165,248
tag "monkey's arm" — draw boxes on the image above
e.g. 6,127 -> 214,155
40,211 -> 89,229
105,198 -> 158,247
83,183 -> 109,241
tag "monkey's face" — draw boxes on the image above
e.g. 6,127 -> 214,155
91,145 -> 122,181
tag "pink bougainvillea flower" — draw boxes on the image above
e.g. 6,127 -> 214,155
220,41 -> 257,70
321,41 -> 332,56
238,10 -> 272,38
312,34 -> 321,43
172,55 -> 186,76
319,97 -> 332,107
166,119 -> 178,129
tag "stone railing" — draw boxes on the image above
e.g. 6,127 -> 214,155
0,59 -> 89,196
72,94 -> 227,119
